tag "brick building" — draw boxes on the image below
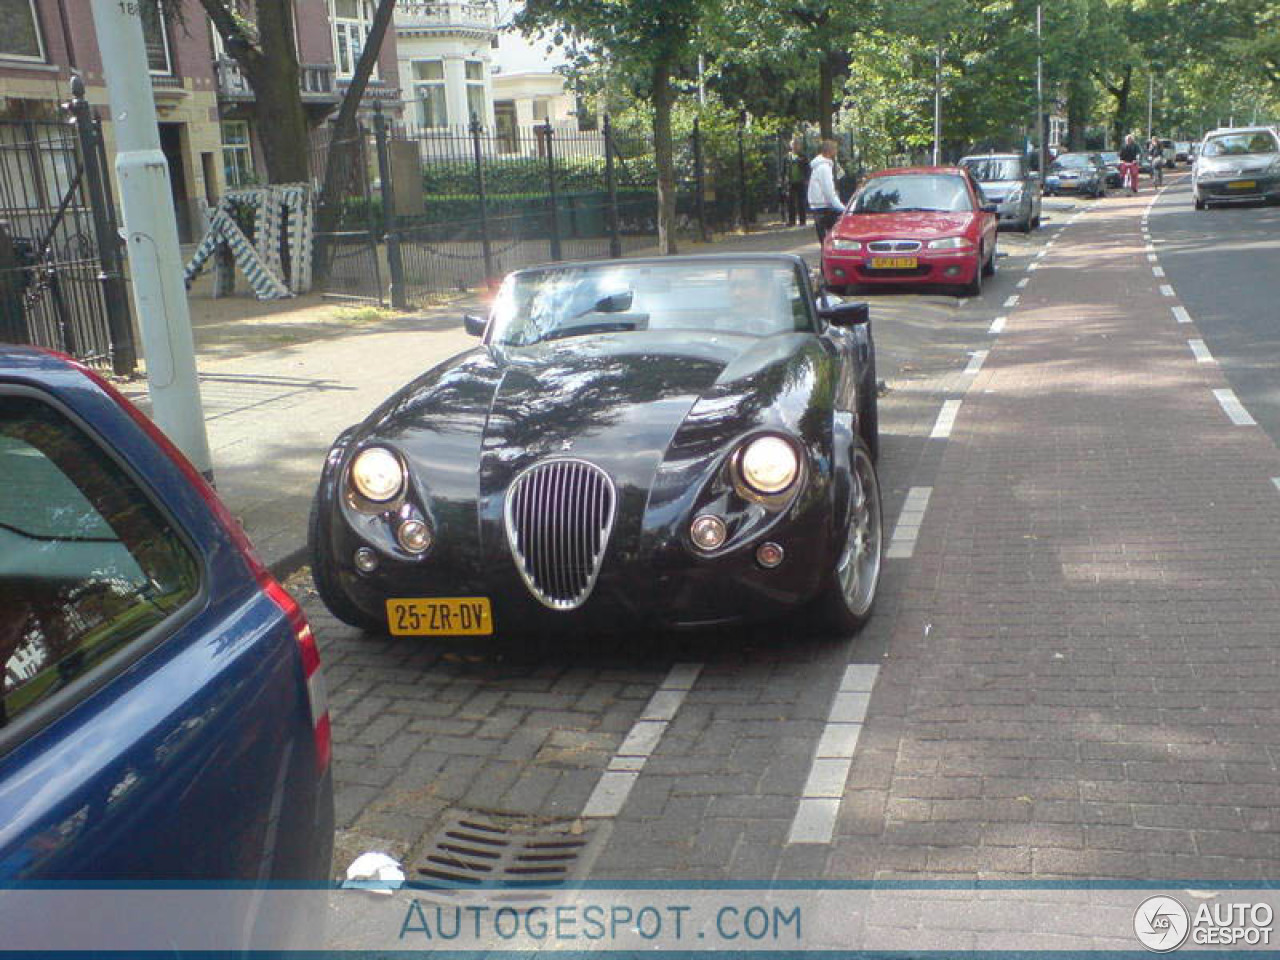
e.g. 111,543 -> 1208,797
0,0 -> 400,241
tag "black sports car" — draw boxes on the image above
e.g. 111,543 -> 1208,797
309,254 -> 882,639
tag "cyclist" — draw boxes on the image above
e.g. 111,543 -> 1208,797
1147,135 -> 1165,187
1118,134 -> 1141,194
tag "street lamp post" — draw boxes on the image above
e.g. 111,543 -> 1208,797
1147,71 -> 1154,141
933,45 -> 943,165
1036,3 -> 1045,179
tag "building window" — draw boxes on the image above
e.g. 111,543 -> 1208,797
575,96 -> 597,132
465,60 -> 486,125
0,0 -> 45,61
141,1 -> 172,74
332,0 -> 377,79
414,60 -> 447,129
221,121 -> 254,188
532,99 -> 549,123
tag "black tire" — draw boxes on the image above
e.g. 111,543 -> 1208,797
308,491 -> 384,633
813,437 -> 882,635
962,248 -> 983,297
1194,192 -> 1206,210
982,240 -> 997,277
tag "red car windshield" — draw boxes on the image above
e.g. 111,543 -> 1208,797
851,175 -> 973,214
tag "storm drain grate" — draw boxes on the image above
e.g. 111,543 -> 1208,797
415,812 -> 594,888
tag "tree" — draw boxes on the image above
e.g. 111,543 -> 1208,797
518,0 -> 709,255
197,0 -> 395,187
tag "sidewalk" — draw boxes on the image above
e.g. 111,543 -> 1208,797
824,188 -> 1280,881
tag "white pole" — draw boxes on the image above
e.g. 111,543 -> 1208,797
1147,71 -> 1154,141
932,46 -> 942,165
88,0 -> 212,479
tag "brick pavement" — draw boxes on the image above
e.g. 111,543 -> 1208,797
827,185 -> 1280,880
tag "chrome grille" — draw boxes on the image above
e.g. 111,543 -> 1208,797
867,240 -> 922,253
503,459 -> 617,611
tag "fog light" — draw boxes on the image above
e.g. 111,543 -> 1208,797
945,266 -> 961,277
756,542 -> 785,568
354,547 -> 378,573
690,515 -> 727,551
397,518 -> 432,554
833,268 -> 846,278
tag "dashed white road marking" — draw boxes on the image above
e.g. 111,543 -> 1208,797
1147,254 -> 1158,262
1213,389 -> 1257,426
963,349 -> 989,375
1153,266 -> 1166,278
1188,339 -> 1214,363
1004,294 -> 1020,308
885,486 -> 933,560
1272,478 -> 1280,494
1035,250 -> 1047,259
930,399 -> 962,439
1016,278 -> 1029,289
1172,306 -> 1192,324
788,665 -> 880,844
582,663 -> 703,817
989,315 -> 1007,334
1160,284 -> 1176,297
1027,262 -> 1038,272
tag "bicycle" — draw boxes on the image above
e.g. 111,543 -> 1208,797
1151,157 -> 1164,188
1120,161 -> 1140,194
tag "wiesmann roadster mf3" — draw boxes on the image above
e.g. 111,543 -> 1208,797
309,254 -> 883,639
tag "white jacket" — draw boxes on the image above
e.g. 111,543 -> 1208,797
807,154 -> 843,211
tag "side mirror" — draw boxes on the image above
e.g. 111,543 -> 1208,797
981,203 -> 998,214
1028,171 -> 1040,180
463,313 -> 487,337
819,300 -> 870,327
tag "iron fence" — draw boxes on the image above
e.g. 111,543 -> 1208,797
367,108 -> 787,305
0,98 -> 133,374
310,122 -> 384,303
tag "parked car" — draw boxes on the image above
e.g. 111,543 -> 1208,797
309,255 -> 884,639
958,153 -> 1042,232
1192,126 -> 1280,209
1175,141 -> 1193,163
0,347 -> 333,891
1099,151 -> 1126,187
821,166 -> 998,296
1046,152 -> 1108,197
1160,139 -> 1178,168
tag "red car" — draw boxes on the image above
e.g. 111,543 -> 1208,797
821,166 -> 999,296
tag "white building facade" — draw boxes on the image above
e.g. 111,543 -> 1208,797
395,1 -> 498,131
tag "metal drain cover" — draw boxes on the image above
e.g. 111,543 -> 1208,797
416,812 -> 594,888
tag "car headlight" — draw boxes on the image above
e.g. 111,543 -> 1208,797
350,446 -> 405,502
829,238 -> 861,251
738,435 -> 800,495
1006,185 -> 1023,203
927,236 -> 974,250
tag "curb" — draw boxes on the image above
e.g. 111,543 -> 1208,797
268,543 -> 311,583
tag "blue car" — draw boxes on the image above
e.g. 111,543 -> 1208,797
0,346 -> 333,884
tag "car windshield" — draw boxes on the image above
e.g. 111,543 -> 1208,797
1053,154 -> 1092,169
960,157 -> 1021,181
1202,132 -> 1279,156
1101,152 -> 1120,163
851,174 -> 973,213
488,261 -> 812,346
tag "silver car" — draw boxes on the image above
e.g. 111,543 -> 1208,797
1192,127 -> 1280,209
958,153 -> 1042,232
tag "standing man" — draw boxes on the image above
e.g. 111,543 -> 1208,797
808,140 -> 844,243
784,139 -> 810,226
1146,134 -> 1165,187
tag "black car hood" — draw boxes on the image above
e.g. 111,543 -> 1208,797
356,329 -> 820,505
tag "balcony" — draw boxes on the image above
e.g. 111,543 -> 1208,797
396,1 -> 497,38
214,58 -> 340,106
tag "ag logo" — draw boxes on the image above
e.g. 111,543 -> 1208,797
1134,896 -> 1190,952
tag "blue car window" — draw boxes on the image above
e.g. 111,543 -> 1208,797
0,395 -> 199,730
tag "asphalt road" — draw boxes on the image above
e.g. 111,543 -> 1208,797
1149,174 -> 1280,445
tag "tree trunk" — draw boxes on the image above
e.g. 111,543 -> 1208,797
241,1 -> 309,182
652,61 -> 678,255
1110,66 -> 1133,147
1067,77 -> 1089,150
818,53 -> 835,139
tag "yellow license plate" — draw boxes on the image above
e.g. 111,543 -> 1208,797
870,257 -> 917,269
1229,180 -> 1256,189
386,597 -> 493,636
